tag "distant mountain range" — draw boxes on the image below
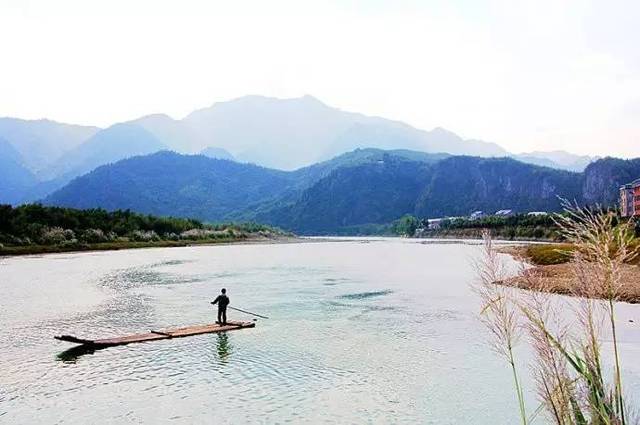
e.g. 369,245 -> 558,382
0,118 -> 99,174
0,138 -> 37,204
512,151 -> 597,172
1,95 -> 599,206
43,149 -> 640,234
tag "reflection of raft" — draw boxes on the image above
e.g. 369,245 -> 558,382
55,321 -> 255,348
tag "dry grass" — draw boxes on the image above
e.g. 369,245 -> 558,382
502,263 -> 640,304
499,241 -> 640,304
476,203 -> 638,424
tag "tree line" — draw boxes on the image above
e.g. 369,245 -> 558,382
0,204 -> 283,247
390,211 -> 640,240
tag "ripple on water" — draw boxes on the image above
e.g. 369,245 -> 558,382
337,289 -> 393,300
99,267 -> 202,290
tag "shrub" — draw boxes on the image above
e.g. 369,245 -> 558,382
40,227 -> 75,245
180,228 -> 215,240
80,228 -> 110,243
129,230 -> 159,242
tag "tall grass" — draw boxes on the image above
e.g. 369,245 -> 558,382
476,203 -> 638,425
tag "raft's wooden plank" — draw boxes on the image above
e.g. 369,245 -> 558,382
54,321 -> 255,347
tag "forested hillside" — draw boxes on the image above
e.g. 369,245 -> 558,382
413,156 -> 583,217
43,149 -> 640,234
46,151 -> 295,220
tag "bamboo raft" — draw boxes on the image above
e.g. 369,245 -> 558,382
55,321 -> 255,348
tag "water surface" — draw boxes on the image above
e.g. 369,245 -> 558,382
1,239 -> 639,424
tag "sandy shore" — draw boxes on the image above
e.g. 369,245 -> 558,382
498,245 -> 640,304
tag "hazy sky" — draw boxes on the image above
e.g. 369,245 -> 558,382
0,0 -> 638,157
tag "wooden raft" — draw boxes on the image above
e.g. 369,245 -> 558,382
54,321 -> 255,348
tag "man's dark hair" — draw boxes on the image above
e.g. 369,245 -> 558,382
221,288 -> 226,294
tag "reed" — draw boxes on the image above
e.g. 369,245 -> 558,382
476,203 -> 638,425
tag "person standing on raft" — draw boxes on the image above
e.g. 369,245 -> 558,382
211,288 -> 230,325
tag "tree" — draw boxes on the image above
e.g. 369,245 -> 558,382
391,215 -> 419,236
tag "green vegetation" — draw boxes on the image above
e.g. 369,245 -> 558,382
437,214 -> 560,240
523,243 -> 575,265
414,212 -> 640,242
523,239 -> 640,266
0,204 -> 289,256
386,213 -> 563,240
391,215 -> 420,236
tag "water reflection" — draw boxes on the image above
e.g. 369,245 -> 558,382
216,333 -> 232,362
56,344 -> 103,363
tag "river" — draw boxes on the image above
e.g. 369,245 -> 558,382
1,238 -> 639,424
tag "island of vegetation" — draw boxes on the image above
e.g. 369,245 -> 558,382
0,204 -> 292,256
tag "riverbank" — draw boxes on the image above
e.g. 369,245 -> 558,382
0,204 -> 301,257
412,213 -> 561,241
417,229 -> 557,242
498,243 -> 640,303
0,235 -> 303,257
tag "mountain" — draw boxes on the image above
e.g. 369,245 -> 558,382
260,156 -> 583,233
413,157 -> 582,217
182,95 -> 507,169
131,114 -> 196,153
44,149 -> 640,234
582,157 -> 640,205
43,148 -> 444,220
200,147 -> 235,161
45,151 -> 293,220
40,123 -> 166,184
513,151 -> 596,172
0,138 -> 37,204
262,156 -> 432,233
1,95 -> 596,195
0,118 -> 99,173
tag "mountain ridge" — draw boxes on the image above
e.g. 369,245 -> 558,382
0,95 -> 596,187
42,149 -> 640,234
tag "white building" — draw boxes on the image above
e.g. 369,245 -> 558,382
494,209 -> 514,217
427,218 -> 445,230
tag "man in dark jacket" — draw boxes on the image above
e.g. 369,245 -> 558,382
211,288 -> 230,325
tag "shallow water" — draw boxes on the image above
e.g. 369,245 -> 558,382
1,238 -> 639,424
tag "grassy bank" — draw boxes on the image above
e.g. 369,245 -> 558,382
499,239 -> 640,303
504,240 -> 640,266
0,235 -> 297,256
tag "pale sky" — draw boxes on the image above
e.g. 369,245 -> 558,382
0,0 -> 638,157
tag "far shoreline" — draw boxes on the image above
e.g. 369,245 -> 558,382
0,235 -> 309,258
0,234 -> 535,259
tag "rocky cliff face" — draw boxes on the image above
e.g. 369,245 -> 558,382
582,158 -> 640,205
413,156 -> 582,217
